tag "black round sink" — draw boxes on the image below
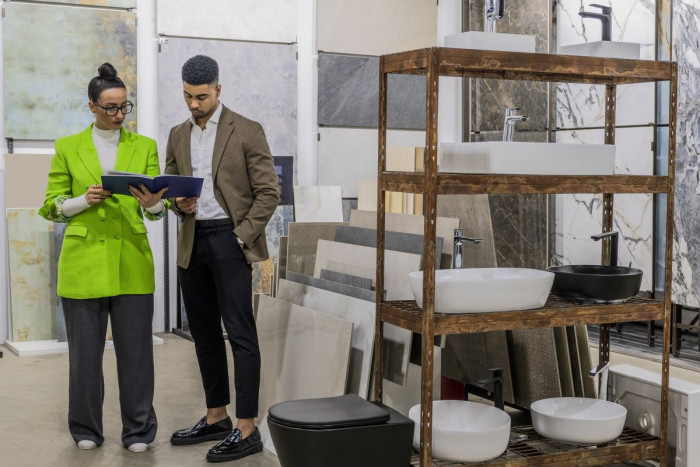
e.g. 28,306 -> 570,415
546,265 -> 643,304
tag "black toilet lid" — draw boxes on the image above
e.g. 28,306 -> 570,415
267,394 -> 390,430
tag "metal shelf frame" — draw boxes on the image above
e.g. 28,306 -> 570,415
371,47 -> 678,467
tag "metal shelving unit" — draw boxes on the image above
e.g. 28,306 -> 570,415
372,47 -> 677,466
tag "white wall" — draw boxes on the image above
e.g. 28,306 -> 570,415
296,0 -> 318,186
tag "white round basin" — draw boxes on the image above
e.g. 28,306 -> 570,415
409,268 -> 554,314
408,401 -> 510,462
531,397 -> 627,444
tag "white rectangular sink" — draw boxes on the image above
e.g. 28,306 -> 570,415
444,31 -> 536,53
558,41 -> 640,60
439,141 -> 616,175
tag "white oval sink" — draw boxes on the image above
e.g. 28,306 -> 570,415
409,268 -> 554,314
531,397 -> 627,444
409,401 -> 510,462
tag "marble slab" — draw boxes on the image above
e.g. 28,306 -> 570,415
318,53 -> 425,129
252,258 -> 274,295
7,209 -> 57,342
317,0 -> 437,56
507,328 -> 562,407
349,210 -> 459,269
334,225 -> 443,266
156,37 -> 296,164
317,128 -> 425,198
256,295 -> 352,426
293,186 -> 344,222
5,154 -> 53,209
313,240 -> 420,301
286,271 -> 376,303
53,223 -> 67,343
157,0 -> 297,43
3,3 -> 137,139
319,269 -> 373,291
286,222 -> 344,277
276,279 -> 375,398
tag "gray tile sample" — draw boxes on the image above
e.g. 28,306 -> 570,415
334,225 -> 442,267
507,328 -> 562,407
318,53 -> 426,130
319,269 -> 373,290
286,222 -> 344,277
278,236 -> 288,281
342,199 -> 358,222
566,326 -> 584,397
379,348 -> 442,417
53,223 -> 66,343
576,325 -> 597,398
276,279 -> 376,398
553,327 -> 575,398
256,295 -> 352,426
286,271 -> 376,303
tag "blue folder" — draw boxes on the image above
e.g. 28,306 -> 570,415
101,174 -> 204,198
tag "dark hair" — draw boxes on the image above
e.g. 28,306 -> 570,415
88,63 -> 126,102
181,55 -> 219,86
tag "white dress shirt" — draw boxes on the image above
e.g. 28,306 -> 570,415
190,103 -> 229,221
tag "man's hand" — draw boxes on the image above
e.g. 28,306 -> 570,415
175,197 -> 197,214
129,184 -> 169,208
85,184 -> 112,206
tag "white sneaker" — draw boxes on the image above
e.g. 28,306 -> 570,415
128,443 -> 148,453
77,440 -> 97,450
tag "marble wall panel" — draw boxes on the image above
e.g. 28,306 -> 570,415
156,37 -> 297,163
276,279 -> 375,398
265,205 -> 294,262
671,0 -> 700,307
317,128 -> 425,198
7,209 -> 57,342
318,53 -> 425,130
256,295 -> 352,425
286,222 -> 344,277
3,3 -> 137,139
555,128 -> 654,292
317,0 -> 437,56
157,0 -> 296,43
293,186 -> 343,222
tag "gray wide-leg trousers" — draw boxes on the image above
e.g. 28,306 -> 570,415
62,294 -> 157,447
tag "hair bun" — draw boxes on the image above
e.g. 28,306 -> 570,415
98,63 -> 118,80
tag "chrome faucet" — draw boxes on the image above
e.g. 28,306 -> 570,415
484,0 -> 504,33
589,360 -> 610,401
502,107 -> 530,142
591,230 -> 618,267
579,4 -> 612,41
453,229 -> 482,269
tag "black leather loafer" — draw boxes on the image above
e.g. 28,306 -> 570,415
170,416 -> 233,446
206,428 -> 263,463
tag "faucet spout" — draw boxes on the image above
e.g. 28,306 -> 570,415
591,230 -> 618,267
579,4 -> 612,41
453,229 -> 482,269
589,361 -> 610,401
484,0 -> 505,33
502,107 -> 530,142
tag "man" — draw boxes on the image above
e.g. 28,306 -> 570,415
165,55 -> 279,463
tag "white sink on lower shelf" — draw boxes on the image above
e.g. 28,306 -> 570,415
444,31 -> 536,53
439,141 -> 616,175
409,268 -> 554,314
531,397 -> 627,444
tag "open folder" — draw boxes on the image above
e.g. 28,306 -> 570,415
101,170 -> 204,198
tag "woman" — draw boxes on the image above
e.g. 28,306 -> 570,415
39,63 -> 168,453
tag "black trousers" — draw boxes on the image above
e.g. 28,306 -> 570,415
178,222 -> 260,419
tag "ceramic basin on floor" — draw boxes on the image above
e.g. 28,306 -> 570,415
409,268 -> 554,314
531,397 -> 627,444
438,141 -> 616,175
546,265 -> 643,304
409,401 -> 510,462
558,41 -> 640,60
444,31 -> 536,53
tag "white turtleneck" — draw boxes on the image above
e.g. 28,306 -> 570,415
61,125 -> 164,217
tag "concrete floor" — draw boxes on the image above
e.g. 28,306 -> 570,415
1,333 -> 699,467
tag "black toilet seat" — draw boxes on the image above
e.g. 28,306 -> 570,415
268,394 -> 390,430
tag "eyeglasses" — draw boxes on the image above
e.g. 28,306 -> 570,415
93,101 -> 134,116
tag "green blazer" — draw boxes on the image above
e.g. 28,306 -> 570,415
39,125 -> 166,299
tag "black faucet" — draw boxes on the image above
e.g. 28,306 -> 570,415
579,4 -> 612,41
477,368 -> 504,411
591,230 -> 618,267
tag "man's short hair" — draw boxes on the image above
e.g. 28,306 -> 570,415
182,55 -> 219,86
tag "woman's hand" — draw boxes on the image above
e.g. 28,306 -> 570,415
85,184 -> 112,206
129,184 -> 169,208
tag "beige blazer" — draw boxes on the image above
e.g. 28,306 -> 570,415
165,105 -> 280,267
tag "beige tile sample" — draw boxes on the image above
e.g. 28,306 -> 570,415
313,239 -> 420,301
380,347 -> 441,417
276,279 -> 375,398
293,186 -> 343,222
553,327 -> 576,398
286,222 -> 344,277
576,325 -> 597,398
317,0 -> 437,56
256,295 -> 353,426
5,154 -> 52,209
7,209 -> 57,342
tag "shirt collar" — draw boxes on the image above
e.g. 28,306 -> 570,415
189,102 -> 223,128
